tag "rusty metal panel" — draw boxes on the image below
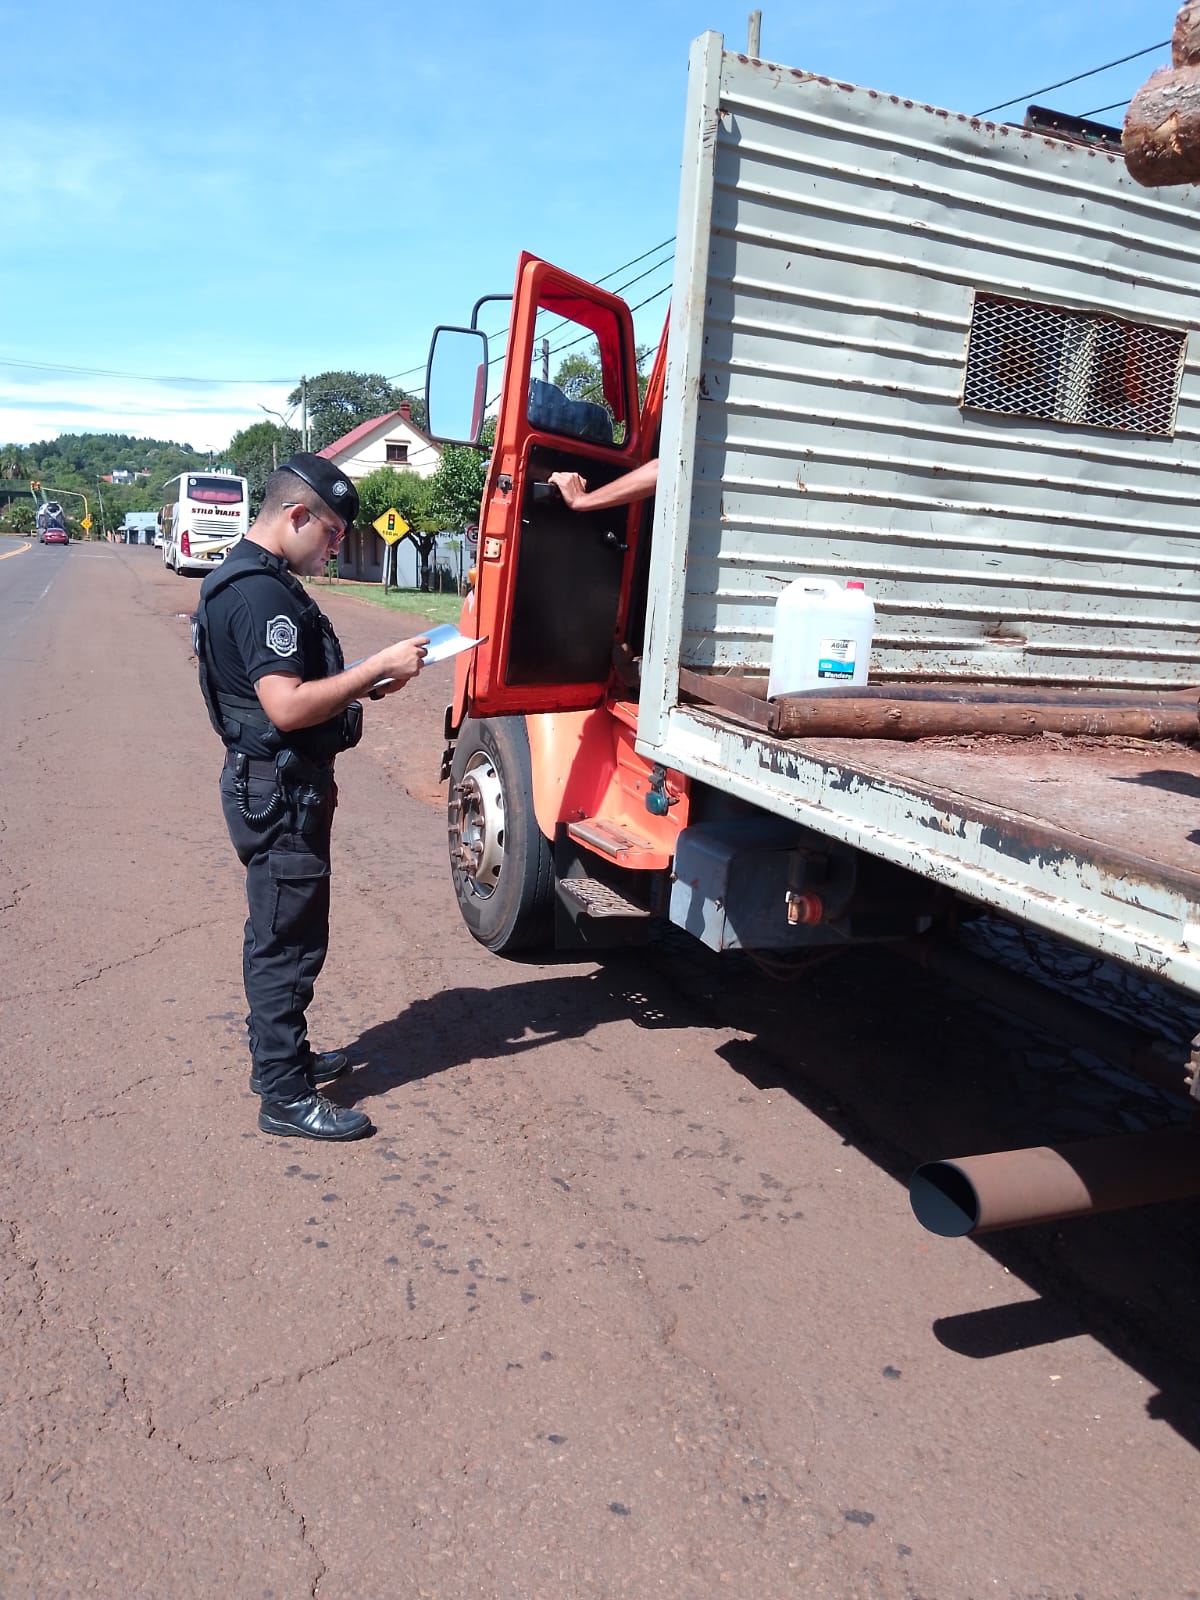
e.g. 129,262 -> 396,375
640,36 -> 1200,733
659,704 -> 1200,997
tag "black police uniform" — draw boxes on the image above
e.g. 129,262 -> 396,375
194,515 -> 361,1110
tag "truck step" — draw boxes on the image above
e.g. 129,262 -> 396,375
556,877 -> 651,920
567,818 -> 655,861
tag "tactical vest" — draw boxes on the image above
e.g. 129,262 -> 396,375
193,548 -> 360,764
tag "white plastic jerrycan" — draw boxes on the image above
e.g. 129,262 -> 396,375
766,577 -> 875,698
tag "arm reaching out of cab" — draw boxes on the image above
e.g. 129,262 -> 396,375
548,457 -> 659,513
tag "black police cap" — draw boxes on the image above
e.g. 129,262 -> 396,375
281,452 -> 360,530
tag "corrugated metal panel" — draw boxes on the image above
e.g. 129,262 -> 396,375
660,45 -> 1200,689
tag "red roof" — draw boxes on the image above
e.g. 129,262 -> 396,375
317,411 -> 401,461
318,407 -> 438,463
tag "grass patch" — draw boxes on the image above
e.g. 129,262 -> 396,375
305,579 -> 465,624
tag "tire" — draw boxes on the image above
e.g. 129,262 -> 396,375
447,716 -> 555,954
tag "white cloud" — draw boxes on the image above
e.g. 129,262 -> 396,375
0,373 -> 296,452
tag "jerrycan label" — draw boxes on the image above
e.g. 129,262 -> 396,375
817,637 -> 856,679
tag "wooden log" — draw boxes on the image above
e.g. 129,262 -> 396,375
781,683 -> 1199,708
1123,64 -> 1200,186
1174,2 -> 1200,67
772,698 -> 1199,741
677,668 -> 1200,740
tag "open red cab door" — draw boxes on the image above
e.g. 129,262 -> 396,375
467,255 -> 644,717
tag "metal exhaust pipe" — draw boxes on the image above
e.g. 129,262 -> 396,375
909,1127 -> 1200,1237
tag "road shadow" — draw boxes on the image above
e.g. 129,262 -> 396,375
330,923 -> 1200,1453
602,920 -> 1200,1452
328,961 -> 685,1105
697,932 -> 1200,1457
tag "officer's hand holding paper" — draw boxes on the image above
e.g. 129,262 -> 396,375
358,635 -> 430,699
368,625 -> 487,696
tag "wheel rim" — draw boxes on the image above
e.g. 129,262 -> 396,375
451,750 -> 506,899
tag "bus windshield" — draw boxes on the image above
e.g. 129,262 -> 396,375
188,476 -> 245,505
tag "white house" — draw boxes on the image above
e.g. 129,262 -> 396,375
317,402 -> 442,582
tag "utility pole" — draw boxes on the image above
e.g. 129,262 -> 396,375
301,376 -> 309,452
94,478 -> 107,539
748,9 -> 761,56
541,338 -> 550,382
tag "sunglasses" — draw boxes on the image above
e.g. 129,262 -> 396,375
283,502 -> 346,543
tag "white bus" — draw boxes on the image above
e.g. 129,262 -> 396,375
161,471 -> 249,574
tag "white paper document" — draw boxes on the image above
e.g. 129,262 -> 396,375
422,624 -> 488,664
354,627 -> 488,692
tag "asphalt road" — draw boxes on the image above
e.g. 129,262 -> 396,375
1,536 -> 1198,1600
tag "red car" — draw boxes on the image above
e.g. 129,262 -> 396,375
39,524 -> 69,545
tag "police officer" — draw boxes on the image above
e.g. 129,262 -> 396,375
194,454 -> 428,1141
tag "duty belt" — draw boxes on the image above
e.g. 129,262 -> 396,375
223,750 -> 333,781
224,751 -> 278,781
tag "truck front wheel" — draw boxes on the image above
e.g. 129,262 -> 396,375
447,716 -> 555,954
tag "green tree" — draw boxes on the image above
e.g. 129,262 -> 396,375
1,445 -> 32,480
0,498 -> 36,534
428,445 -> 487,537
21,434 -> 206,522
354,466 -> 444,589
553,352 -> 607,407
551,345 -> 654,441
287,373 -> 427,452
353,466 -> 435,530
227,420 -> 301,509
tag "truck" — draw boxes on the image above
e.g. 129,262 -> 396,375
424,32 -> 1200,1234
35,500 -> 69,545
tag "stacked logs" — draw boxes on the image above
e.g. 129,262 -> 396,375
1124,5 -> 1200,185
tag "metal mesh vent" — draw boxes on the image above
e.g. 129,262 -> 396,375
963,294 -> 1185,436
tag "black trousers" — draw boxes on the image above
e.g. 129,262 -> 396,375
219,765 -> 335,1102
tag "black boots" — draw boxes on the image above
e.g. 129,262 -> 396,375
258,1093 -> 373,1142
249,1050 -> 349,1097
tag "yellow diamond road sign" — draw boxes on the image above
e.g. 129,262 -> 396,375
80,515 -> 93,530
373,507 -> 409,545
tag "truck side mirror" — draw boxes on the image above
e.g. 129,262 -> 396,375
426,327 -> 489,446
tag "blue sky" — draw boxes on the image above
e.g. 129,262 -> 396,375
0,0 -> 1167,450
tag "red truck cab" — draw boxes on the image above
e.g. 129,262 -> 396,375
428,255 -> 686,952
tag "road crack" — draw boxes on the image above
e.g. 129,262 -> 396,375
0,879 -> 29,915
5,1217 -> 50,1331
69,918 -> 227,991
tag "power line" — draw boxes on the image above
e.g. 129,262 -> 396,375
599,235 -> 675,281
0,353 -> 294,384
975,39 -> 1169,117
1078,98 -> 1130,118
545,281 -> 672,361
387,235 -> 678,384
0,236 -> 676,397
534,245 -> 675,344
484,283 -> 673,411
